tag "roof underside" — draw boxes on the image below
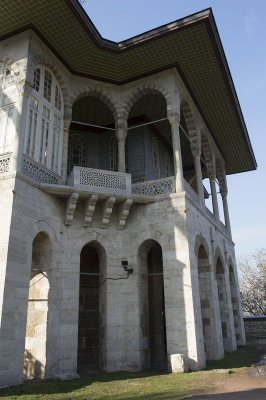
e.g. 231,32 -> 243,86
0,0 -> 257,174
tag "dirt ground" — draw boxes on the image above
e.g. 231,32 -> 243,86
189,339 -> 266,400
189,370 -> 266,400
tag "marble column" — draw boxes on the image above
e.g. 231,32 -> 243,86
193,154 -> 205,205
209,176 -> 220,220
221,190 -> 231,234
14,80 -> 32,174
116,121 -> 127,173
169,113 -> 183,192
61,117 -> 71,184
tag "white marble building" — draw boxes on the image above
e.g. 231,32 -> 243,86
0,1 -> 256,388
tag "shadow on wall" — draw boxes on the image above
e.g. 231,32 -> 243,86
23,350 -> 44,380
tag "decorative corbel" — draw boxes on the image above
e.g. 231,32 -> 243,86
65,192 -> 79,226
101,197 -> 116,228
117,199 -> 133,230
84,195 -> 98,227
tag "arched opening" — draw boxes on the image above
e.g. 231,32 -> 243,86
78,242 -> 106,372
68,95 -> 115,173
229,265 -> 241,344
127,91 -> 173,183
215,257 -> 228,346
24,232 -> 51,379
197,244 -> 220,359
138,240 -> 167,369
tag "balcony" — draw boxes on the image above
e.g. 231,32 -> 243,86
67,166 -> 132,195
66,166 -> 176,198
19,162 -> 230,236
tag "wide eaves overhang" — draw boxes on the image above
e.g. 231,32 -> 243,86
0,0 -> 257,174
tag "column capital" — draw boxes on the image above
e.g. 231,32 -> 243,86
191,146 -> 201,158
116,118 -> 127,141
64,117 -> 72,131
220,189 -> 228,199
168,112 -> 180,127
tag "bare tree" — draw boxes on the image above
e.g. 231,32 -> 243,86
238,248 -> 265,316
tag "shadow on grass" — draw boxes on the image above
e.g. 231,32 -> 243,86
205,344 -> 266,371
0,369 -> 209,400
0,344 -> 265,399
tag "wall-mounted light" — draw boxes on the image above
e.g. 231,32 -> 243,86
121,260 -> 133,274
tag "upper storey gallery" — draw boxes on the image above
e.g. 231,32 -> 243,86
0,1 -> 256,218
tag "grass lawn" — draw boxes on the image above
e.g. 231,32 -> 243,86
0,344 -> 263,400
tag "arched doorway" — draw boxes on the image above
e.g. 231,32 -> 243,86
24,232 -> 51,379
138,240 -> 167,369
78,242 -> 106,372
68,95 -> 115,173
197,244 -> 223,359
127,91 -> 174,182
229,265 -> 241,344
215,257 -> 228,347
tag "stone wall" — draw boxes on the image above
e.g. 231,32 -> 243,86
244,317 -> 266,334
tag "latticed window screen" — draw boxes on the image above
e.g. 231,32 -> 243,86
165,151 -> 171,177
24,67 -> 64,175
152,137 -> 160,178
68,133 -> 87,173
109,135 -> 128,172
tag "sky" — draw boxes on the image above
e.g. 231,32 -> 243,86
82,0 -> 266,258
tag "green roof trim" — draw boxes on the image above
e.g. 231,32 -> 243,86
0,0 -> 257,174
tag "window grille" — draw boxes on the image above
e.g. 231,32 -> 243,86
165,151 -> 171,177
68,133 -> 87,173
24,67 -> 64,176
152,137 -> 160,178
33,68 -> 41,92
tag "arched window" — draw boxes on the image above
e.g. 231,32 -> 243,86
68,133 -> 87,173
152,137 -> 160,178
0,63 -> 16,155
24,67 -> 64,175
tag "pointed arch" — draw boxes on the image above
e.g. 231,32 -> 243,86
123,84 -> 172,121
71,87 -> 118,122
180,100 -> 199,151
194,234 -> 210,261
213,247 -> 225,275
137,239 -> 167,369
